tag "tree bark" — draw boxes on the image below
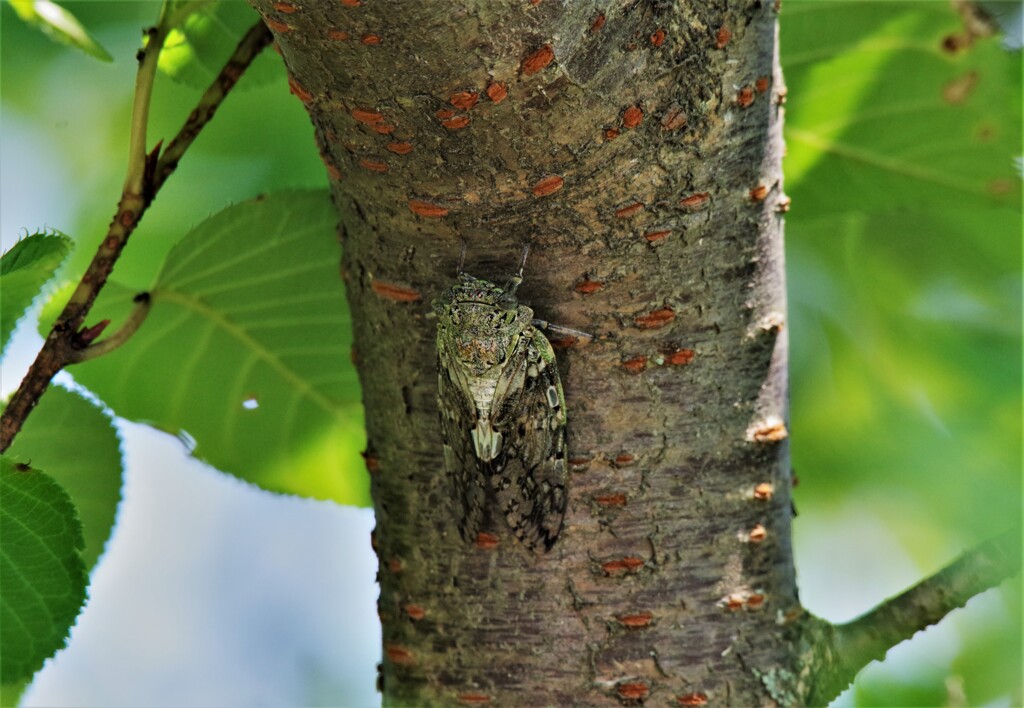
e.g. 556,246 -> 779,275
251,0 -> 797,703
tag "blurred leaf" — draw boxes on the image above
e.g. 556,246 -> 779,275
784,0 -> 1022,532
782,2 -> 1022,705
0,457 -> 87,683
7,0 -> 112,61
950,577 -> 1024,704
6,385 -> 123,571
159,1 -> 281,89
0,679 -> 30,708
787,209 -> 1020,535
783,1 -> 1020,213
48,191 -> 368,506
0,230 -> 72,357
853,669 -> 949,707
951,578 -> 1023,704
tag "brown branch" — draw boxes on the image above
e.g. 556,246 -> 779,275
807,527 -> 1022,705
0,20 -> 273,453
150,21 -> 273,200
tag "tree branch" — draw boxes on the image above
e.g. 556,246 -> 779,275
808,527 -> 1022,705
0,19 -> 273,453
150,20 -> 273,199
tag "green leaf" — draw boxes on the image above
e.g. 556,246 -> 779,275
0,387 -> 112,706
784,2 -> 1022,532
62,191 -> 369,506
7,0 -> 112,61
0,457 -> 87,684
949,576 -> 1023,705
782,1 -> 1021,214
853,667 -> 948,708
159,1 -> 281,89
783,5 -> 1022,702
7,386 -> 123,571
1,230 -> 72,357
0,679 -> 31,708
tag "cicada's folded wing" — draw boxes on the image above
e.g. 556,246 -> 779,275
437,342 -> 487,544
490,329 -> 567,553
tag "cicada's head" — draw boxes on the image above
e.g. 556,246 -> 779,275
434,273 -> 534,374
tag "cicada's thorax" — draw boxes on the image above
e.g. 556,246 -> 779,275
436,275 -> 533,375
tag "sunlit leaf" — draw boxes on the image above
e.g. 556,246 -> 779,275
783,1 -> 1020,213
0,680 -> 30,708
159,0 -> 281,89
782,3 -> 1022,705
7,0 -> 112,61
0,458 -> 87,683
54,191 -> 368,506
853,668 -> 948,707
785,1 -> 1022,530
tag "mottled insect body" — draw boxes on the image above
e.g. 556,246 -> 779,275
434,257 -> 568,553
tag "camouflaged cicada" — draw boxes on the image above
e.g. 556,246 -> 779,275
433,249 -> 576,553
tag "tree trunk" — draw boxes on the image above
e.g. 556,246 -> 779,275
251,0 -> 797,703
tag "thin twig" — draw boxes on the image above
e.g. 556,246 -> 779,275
152,21 -> 274,199
808,527 -> 1022,705
0,19 -> 273,452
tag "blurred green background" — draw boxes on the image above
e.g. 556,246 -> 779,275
1,1 -> 1020,706
784,3 -> 1021,705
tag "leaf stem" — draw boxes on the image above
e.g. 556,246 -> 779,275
123,20 -> 164,194
68,293 -> 152,363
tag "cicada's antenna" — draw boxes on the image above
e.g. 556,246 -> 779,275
516,243 -> 530,275
505,243 -> 530,297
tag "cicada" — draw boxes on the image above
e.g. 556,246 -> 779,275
434,250 -> 572,552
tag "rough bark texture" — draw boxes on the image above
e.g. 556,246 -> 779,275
250,0 -> 797,703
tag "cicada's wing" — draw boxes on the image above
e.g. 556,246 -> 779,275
490,328 -> 568,552
437,343 -> 488,544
